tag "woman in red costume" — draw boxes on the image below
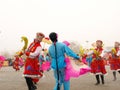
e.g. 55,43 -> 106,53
23,32 -> 45,90
109,42 -> 120,81
90,40 -> 107,85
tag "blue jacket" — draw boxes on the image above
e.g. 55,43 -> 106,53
48,42 -> 80,70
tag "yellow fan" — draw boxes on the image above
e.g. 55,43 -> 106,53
111,48 -> 116,54
21,36 -> 28,51
93,49 -> 101,57
79,46 -> 85,56
16,36 -> 28,56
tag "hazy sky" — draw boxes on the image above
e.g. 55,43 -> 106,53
0,0 -> 120,53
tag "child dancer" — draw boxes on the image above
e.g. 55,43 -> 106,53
109,42 -> 120,81
88,40 -> 107,85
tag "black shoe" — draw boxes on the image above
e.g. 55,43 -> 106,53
32,85 -> 37,89
30,88 -> 35,90
31,87 -> 35,90
102,81 -> 104,84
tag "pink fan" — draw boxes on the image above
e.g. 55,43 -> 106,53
65,58 -> 91,81
0,55 -> 6,60
0,55 -> 6,69
63,41 -> 70,46
62,41 -> 91,81
41,61 -> 51,71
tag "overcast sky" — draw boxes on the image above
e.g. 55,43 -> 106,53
0,0 -> 120,53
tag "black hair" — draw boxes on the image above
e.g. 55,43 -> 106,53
49,32 -> 58,42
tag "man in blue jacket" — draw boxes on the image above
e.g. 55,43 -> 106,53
48,32 -> 80,90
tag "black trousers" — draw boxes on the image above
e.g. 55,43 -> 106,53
25,77 -> 36,90
95,74 -> 104,84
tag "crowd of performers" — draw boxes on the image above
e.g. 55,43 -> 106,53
1,32 -> 120,90
86,40 -> 120,84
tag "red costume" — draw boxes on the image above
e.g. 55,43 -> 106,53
90,47 -> 107,74
23,40 -> 43,80
90,40 -> 107,75
23,32 -> 45,90
88,40 -> 106,85
109,47 -> 120,71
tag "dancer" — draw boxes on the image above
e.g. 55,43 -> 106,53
109,42 -> 120,81
88,40 -> 107,85
48,32 -> 81,90
23,32 -> 45,90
